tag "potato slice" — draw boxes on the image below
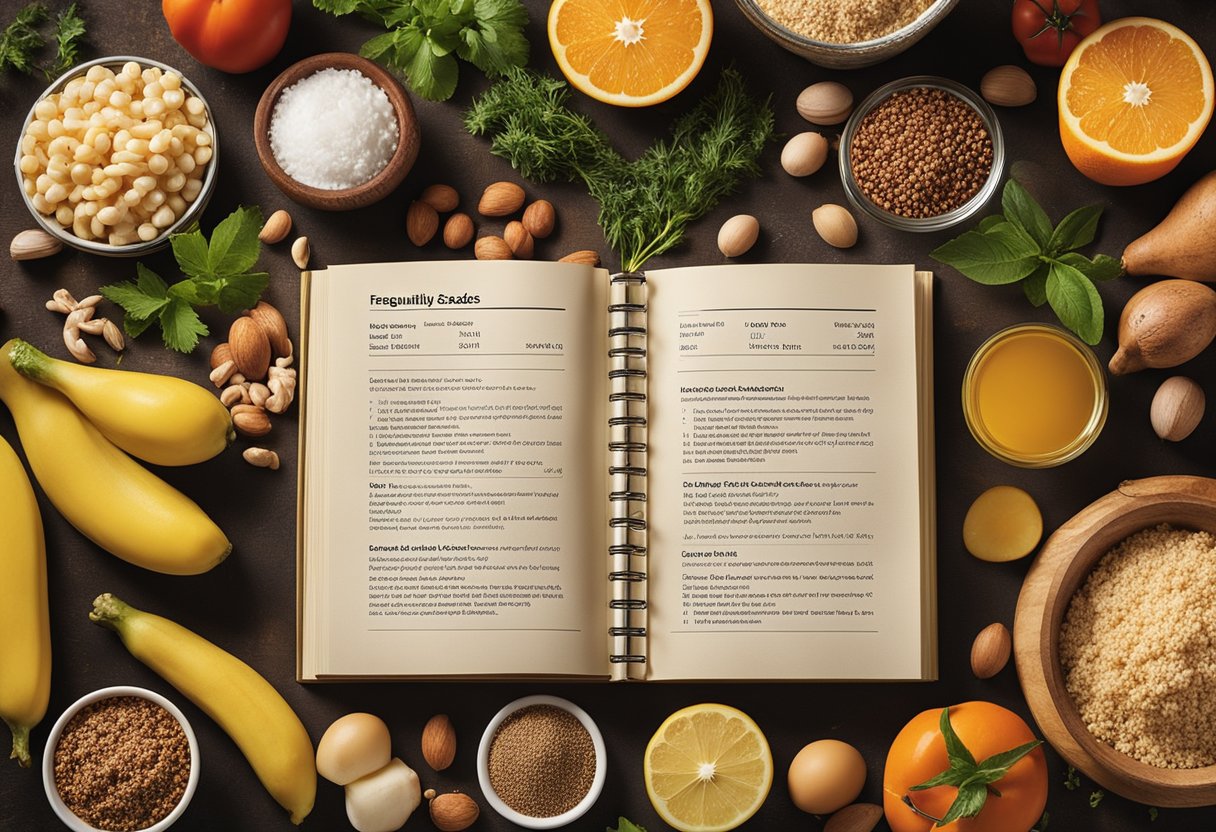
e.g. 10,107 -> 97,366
963,486 -> 1042,562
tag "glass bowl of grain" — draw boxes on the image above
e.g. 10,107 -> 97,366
14,55 -> 218,257
253,52 -> 421,211
838,76 -> 1005,233
476,695 -> 607,829
733,0 -> 960,69
42,686 -> 200,832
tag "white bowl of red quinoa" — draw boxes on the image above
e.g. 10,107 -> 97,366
733,0 -> 960,69
42,686 -> 199,832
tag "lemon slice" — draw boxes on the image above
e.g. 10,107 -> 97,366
643,703 -> 773,832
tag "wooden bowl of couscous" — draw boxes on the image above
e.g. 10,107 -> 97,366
1014,475 -> 1216,807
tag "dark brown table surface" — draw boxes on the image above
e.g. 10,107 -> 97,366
3,0 -> 1216,829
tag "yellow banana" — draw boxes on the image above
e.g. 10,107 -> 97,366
0,435 -> 50,767
90,594 -> 316,824
0,340 -> 230,575
8,339 -> 233,466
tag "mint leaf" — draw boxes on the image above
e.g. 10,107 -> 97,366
135,261 -> 169,299
1047,261 -> 1104,345
1048,204 -> 1102,254
158,296 -> 208,353
1023,265 -> 1049,307
1059,252 -> 1123,282
931,229 -> 1040,285
99,279 -> 170,321
608,819 -> 647,832
217,271 -> 270,314
123,314 -> 157,338
170,229 -> 211,280
168,278 -> 212,306
1002,179 -> 1053,249
207,205 -> 262,277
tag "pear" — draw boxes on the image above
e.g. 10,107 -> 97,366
1123,171 -> 1216,281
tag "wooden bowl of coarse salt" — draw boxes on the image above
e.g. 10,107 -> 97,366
253,53 -> 420,211
1014,475 -> 1216,807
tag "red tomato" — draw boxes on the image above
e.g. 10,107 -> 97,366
162,0 -> 292,74
1011,0 -> 1101,67
883,702 -> 1048,832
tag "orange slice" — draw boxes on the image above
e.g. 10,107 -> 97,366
548,0 -> 713,108
1059,17 -> 1214,186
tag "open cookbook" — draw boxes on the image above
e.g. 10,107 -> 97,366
296,260 -> 935,681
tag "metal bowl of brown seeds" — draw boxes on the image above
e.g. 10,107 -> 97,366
839,75 -> 1005,232
42,686 -> 199,832
476,695 -> 607,829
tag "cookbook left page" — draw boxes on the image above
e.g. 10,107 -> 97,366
298,261 -> 610,680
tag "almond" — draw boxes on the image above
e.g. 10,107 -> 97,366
407,200 -> 439,246
980,65 -> 1037,108
258,209 -> 293,244
10,228 -> 62,261
717,214 -> 760,258
242,447 -> 280,470
559,249 -> 600,266
824,803 -> 884,832
1151,376 -> 1205,441
291,235 -> 310,269
521,199 -> 556,238
429,793 -> 479,832
420,184 -> 459,213
503,220 -> 534,259
209,342 -> 233,370
478,181 -> 525,217
443,213 -> 474,249
970,622 -> 1012,679
231,404 -> 271,438
228,316 -> 272,381
474,235 -> 513,260
812,203 -> 858,249
421,714 -> 456,771
248,301 -> 292,359
796,81 -> 854,125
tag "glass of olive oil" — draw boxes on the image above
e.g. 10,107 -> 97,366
962,324 -> 1108,467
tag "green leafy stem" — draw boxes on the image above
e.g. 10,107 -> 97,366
931,179 -> 1123,345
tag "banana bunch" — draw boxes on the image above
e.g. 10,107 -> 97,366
0,338 -> 232,575
0,435 -> 50,768
91,594 -> 316,824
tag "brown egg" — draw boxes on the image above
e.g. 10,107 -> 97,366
787,739 -> 867,814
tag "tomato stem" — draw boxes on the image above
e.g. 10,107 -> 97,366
901,794 -> 946,825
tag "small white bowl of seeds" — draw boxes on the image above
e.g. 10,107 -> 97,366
42,686 -> 200,832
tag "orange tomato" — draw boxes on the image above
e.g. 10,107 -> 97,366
162,0 -> 291,74
883,702 -> 1048,832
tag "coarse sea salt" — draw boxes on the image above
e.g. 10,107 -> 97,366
269,68 -> 398,190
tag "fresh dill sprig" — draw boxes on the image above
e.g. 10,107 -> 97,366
46,1 -> 85,78
0,2 -> 48,75
466,67 -> 774,273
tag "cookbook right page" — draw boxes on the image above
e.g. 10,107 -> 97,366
644,263 -> 933,681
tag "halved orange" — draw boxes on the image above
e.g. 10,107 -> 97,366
1059,17 -> 1214,186
548,0 -> 713,108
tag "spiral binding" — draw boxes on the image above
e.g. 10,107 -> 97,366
608,273 -> 648,673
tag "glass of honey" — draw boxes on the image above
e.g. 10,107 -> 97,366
962,324 -> 1108,467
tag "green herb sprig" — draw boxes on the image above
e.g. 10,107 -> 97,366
901,707 -> 1042,827
931,179 -> 1122,345
607,819 -> 647,832
100,207 -> 269,354
312,0 -> 528,101
466,66 -> 774,273
0,1 -> 86,78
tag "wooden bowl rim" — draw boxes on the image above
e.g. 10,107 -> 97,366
1020,475 -> 1216,800
253,52 -> 418,208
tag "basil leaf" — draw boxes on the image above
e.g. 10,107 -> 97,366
217,271 -> 270,314
1058,252 -> 1123,282
978,214 -> 1005,234
158,296 -> 209,353
207,205 -> 262,277
931,229 -> 1041,285
1001,179 -> 1053,249
941,782 -> 989,824
1048,204 -> 1102,255
1023,264 -> 1049,307
312,0 -> 362,14
170,229 -> 211,280
972,740 -> 1043,785
1047,261 -> 1104,345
